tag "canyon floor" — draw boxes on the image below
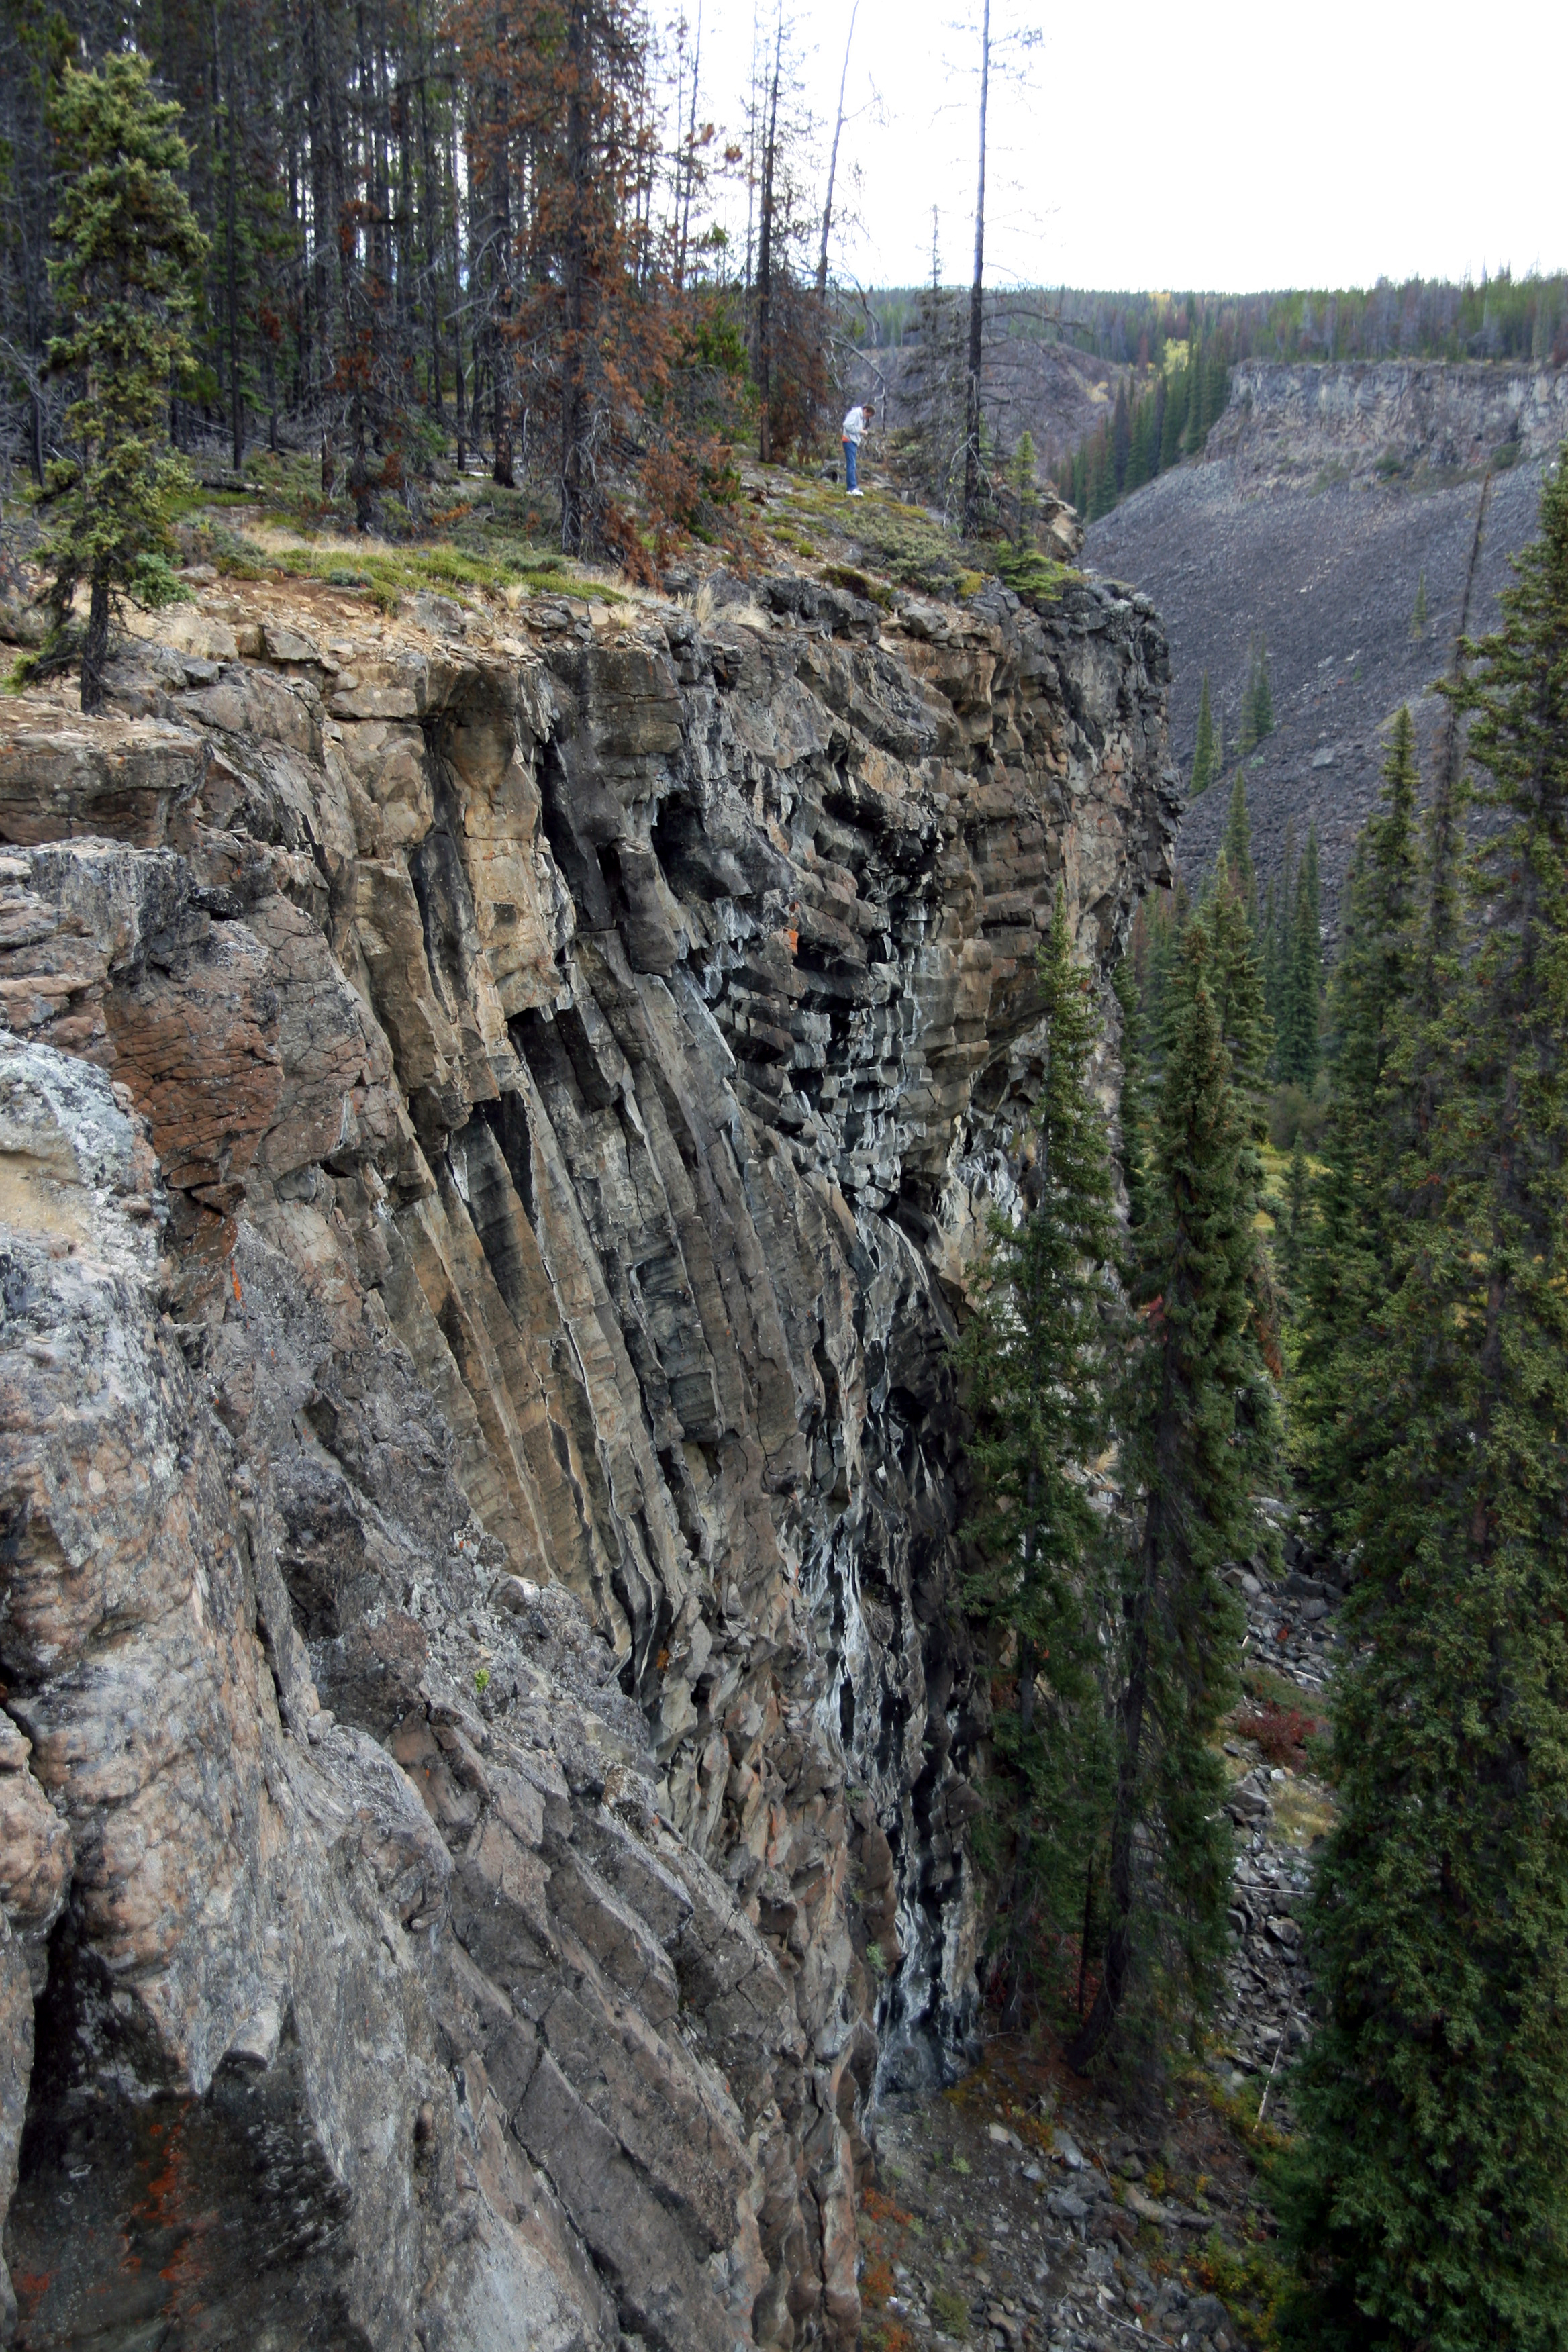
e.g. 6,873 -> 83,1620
854,1538 -> 1340,2352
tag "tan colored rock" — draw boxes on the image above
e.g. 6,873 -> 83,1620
0,705 -> 201,848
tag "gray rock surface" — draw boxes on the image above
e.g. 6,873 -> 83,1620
0,562 -> 1175,2349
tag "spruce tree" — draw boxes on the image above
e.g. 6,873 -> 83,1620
957,888 -> 1119,2012
1066,915 -> 1270,2069
1221,767 -> 1257,922
1282,1131 -> 1310,1291
1111,381 -> 1131,495
1124,401 -> 1149,496
1191,673 -> 1216,797
1282,450 -> 1568,2352
1411,568 -> 1428,635
39,54 -> 207,710
1289,830 -> 1322,1087
1008,428 -> 1039,546
1293,713 -> 1421,1533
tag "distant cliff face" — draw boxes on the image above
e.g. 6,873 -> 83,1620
0,561 -> 1176,2352
1210,358 -> 1568,479
1085,360 -> 1566,921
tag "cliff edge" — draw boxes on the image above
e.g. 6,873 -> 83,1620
0,557 -> 1177,2351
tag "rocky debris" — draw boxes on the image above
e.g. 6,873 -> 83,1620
1210,1543 -> 1344,2109
0,560 -> 1177,2348
856,2039 -> 1274,2352
1083,361 -> 1565,924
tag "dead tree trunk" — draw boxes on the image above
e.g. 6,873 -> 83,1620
961,0 -> 990,536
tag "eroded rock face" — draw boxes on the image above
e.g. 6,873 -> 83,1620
0,565 -> 1176,2351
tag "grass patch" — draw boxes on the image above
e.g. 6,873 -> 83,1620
1239,1657 -> 1301,1712
177,503 -> 584,613
1271,1775 -> 1336,1848
821,561 -> 895,610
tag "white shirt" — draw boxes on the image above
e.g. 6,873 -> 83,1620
842,406 -> 866,442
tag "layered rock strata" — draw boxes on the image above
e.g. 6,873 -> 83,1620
0,561 -> 1177,2349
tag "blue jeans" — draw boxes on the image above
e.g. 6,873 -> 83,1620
843,436 -> 859,490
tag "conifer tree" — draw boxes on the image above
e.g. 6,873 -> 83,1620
1287,831 -> 1322,1087
1293,714 -> 1421,1532
1282,1132 -> 1310,1291
1221,767 -> 1256,922
957,888 -> 1119,2010
1283,451 -> 1568,2352
1007,429 -> 1039,546
1111,380 -> 1130,495
1411,567 -> 1428,636
1191,673 -> 1216,797
38,55 -> 207,712
1066,915 -> 1270,2069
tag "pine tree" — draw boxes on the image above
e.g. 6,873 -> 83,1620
1221,767 -> 1256,923
1066,914 -> 1271,2069
38,54 -> 207,712
1411,567 -> 1428,635
1191,673 -> 1216,797
957,888 -> 1120,2014
1283,451 -> 1568,2352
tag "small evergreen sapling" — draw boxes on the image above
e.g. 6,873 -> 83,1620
40,54 -> 206,710
1191,673 -> 1216,797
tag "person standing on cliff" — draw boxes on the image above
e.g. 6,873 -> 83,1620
842,401 -> 867,495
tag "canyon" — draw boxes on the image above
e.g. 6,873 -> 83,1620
0,553 -> 1178,2349
1085,358 -> 1568,916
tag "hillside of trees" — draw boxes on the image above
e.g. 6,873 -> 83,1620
863,273 -> 1568,373
0,0 -> 856,564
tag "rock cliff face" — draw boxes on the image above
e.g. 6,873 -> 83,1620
1208,358 -> 1568,479
0,560 -> 1177,2351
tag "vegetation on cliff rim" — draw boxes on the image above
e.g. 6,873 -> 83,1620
33,54 -> 206,709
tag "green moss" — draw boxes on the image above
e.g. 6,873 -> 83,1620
821,561 -> 895,610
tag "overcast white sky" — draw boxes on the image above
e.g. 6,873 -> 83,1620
684,0 -> 1567,293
